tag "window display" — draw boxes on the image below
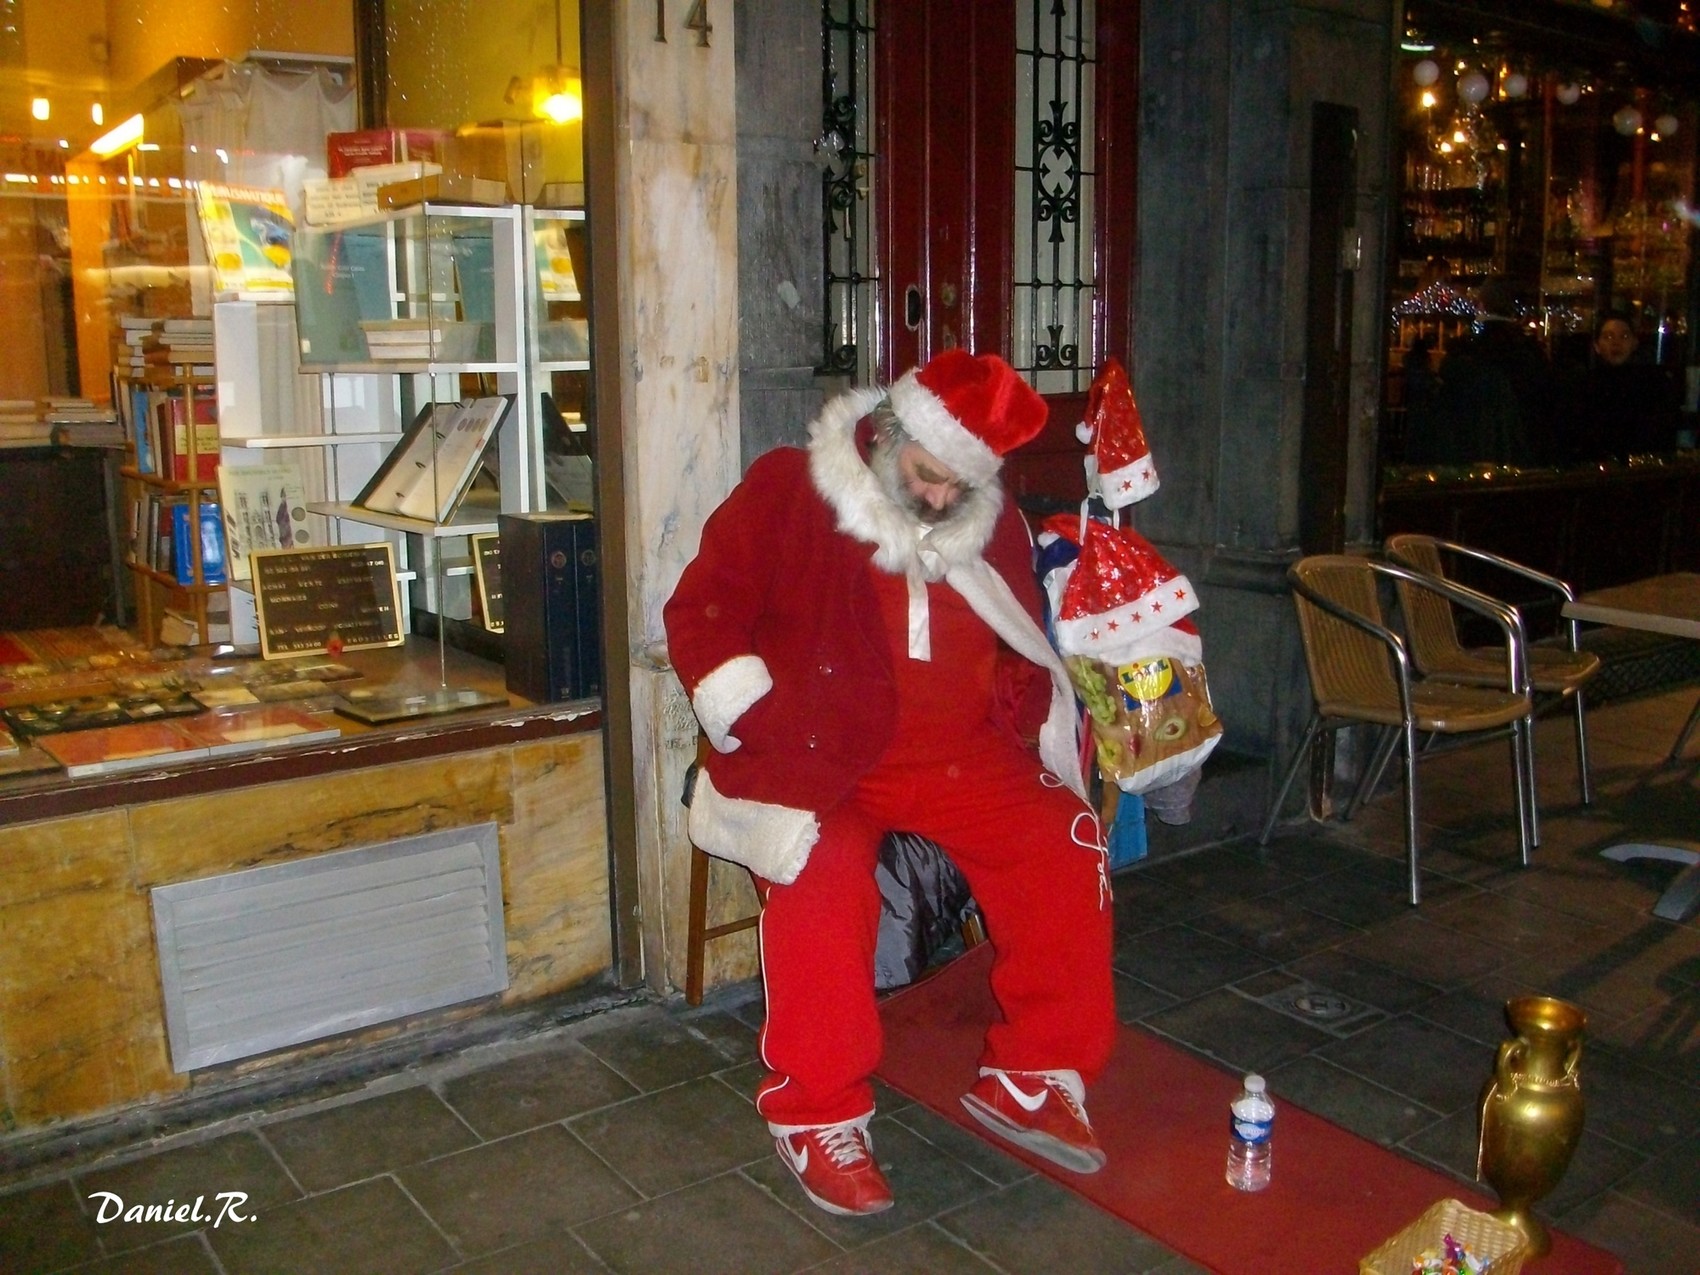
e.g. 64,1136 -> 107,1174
1384,5 -> 1698,471
0,0 -> 598,800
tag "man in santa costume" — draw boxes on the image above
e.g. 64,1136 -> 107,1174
664,350 -> 1116,1216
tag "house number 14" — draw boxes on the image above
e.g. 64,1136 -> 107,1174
655,1 -> 712,46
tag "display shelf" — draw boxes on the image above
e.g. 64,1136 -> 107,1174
226,432 -> 405,449
120,467 -> 221,492
306,500 -> 500,538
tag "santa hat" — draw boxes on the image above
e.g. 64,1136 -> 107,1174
1076,358 -> 1158,509
887,350 -> 1047,488
1055,519 -> 1198,662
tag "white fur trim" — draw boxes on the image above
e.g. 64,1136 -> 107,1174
808,388 -> 1001,573
887,369 -> 1002,487
691,654 -> 773,754
1098,458 -> 1160,510
1114,622 -> 1204,667
687,767 -> 820,885
945,559 -> 1087,799
1055,572 -> 1199,661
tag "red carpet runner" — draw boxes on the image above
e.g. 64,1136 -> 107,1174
875,944 -> 1621,1274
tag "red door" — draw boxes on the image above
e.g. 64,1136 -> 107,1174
876,0 -> 1139,506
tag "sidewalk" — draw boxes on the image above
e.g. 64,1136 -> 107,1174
2,683 -> 1696,1274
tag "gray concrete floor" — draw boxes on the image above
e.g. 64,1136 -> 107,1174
2,684 -> 1697,1274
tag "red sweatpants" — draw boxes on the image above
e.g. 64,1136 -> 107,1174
752,733 -> 1116,1129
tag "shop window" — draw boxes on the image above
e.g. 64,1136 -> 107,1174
0,1 -> 601,804
1384,4 -> 1699,472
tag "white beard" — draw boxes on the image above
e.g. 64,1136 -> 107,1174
806,388 -> 1003,576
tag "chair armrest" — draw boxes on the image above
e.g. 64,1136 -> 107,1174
1426,538 -> 1577,603
1373,559 -> 1526,693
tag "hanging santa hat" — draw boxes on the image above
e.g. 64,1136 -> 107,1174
1055,518 -> 1198,664
887,349 -> 1048,487
1076,357 -> 1158,509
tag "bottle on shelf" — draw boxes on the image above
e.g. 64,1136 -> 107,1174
1226,1072 -> 1274,1192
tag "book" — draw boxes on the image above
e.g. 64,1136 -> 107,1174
355,396 -> 512,524
175,704 -> 341,757
170,501 -> 227,586
158,393 -> 219,482
217,461 -> 313,581
37,719 -> 210,778
195,182 -> 295,298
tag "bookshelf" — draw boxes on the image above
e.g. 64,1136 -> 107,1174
117,365 -> 227,646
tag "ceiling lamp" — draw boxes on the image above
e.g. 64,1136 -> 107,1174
506,0 -> 581,125
90,113 -> 144,159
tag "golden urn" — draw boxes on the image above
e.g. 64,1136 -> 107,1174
1476,995 -> 1587,1257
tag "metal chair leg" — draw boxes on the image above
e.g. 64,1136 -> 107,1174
1572,689 -> 1593,806
1259,714 -> 1321,845
1521,712 -> 1540,850
1347,725 -> 1400,822
1510,717 -> 1535,868
1401,719 -> 1421,906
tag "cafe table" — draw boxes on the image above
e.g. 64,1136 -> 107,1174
1562,572 -> 1700,921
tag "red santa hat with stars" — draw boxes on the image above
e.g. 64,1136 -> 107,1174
1054,518 -> 1198,664
1076,357 -> 1158,510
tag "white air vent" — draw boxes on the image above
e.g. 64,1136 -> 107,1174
152,823 -> 507,1071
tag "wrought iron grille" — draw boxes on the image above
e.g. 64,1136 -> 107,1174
818,0 -> 877,379
1014,0 -> 1099,394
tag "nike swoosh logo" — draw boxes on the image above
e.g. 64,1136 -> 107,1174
997,1074 -> 1048,1112
778,1139 -> 810,1174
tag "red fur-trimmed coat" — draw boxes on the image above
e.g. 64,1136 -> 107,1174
663,387 -> 1084,884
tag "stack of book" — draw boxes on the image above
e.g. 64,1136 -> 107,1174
43,400 -> 123,448
145,318 -> 216,374
116,317 -> 161,375
0,401 -> 49,446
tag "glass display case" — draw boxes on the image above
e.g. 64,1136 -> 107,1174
525,206 -> 594,512
285,202 -> 545,637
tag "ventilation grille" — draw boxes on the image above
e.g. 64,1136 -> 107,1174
152,823 -> 507,1071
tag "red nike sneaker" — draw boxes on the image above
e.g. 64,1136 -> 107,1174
960,1068 -> 1107,1173
773,1119 -> 894,1216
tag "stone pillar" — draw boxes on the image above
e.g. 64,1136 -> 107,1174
606,5 -> 741,991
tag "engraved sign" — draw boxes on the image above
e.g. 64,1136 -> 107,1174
251,543 -> 405,659
471,532 -> 504,633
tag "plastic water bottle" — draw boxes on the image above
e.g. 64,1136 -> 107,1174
1225,1073 -> 1274,1191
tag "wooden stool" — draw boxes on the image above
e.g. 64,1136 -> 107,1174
684,839 -> 760,1006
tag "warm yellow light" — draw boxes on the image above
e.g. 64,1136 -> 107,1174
531,68 -> 582,124
540,90 -> 581,123
1420,90 -> 1436,109
30,97 -> 49,121
90,113 -> 144,158
92,102 -> 104,126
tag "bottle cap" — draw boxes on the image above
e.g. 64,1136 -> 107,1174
1244,1074 -> 1266,1093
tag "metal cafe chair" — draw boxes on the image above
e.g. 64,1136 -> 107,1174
1259,555 -> 1535,905
1384,534 -> 1599,820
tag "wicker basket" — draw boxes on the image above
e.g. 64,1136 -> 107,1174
1360,1199 -> 1528,1275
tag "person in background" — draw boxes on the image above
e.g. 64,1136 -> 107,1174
1424,278 -> 1557,466
1559,311 -> 1681,464
664,351 -> 1115,1218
